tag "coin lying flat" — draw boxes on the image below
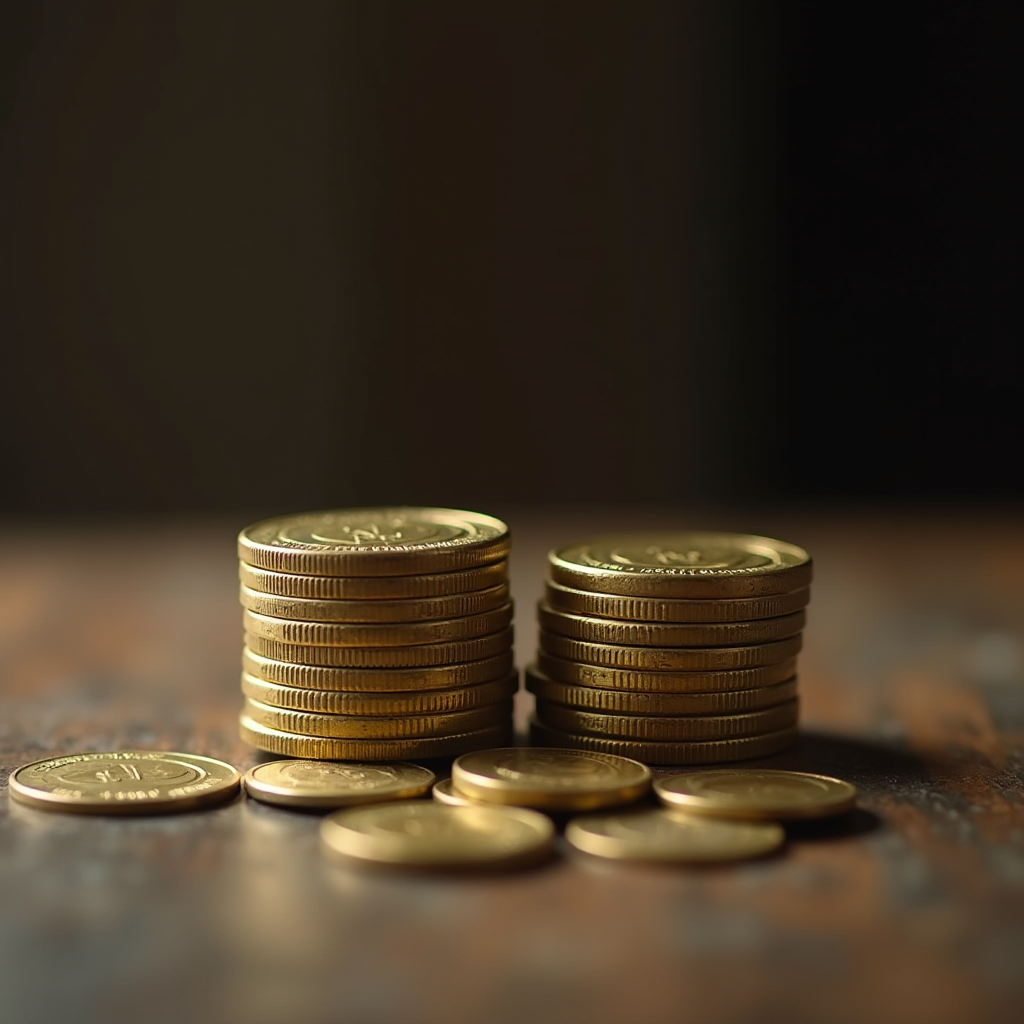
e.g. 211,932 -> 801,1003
239,508 -> 510,576
321,800 -> 555,869
655,769 -> 857,820
431,777 -> 483,807
244,760 -> 435,809
451,747 -> 651,811
565,808 -> 785,863
8,751 -> 240,815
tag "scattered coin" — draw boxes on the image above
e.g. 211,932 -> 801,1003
244,760 -> 435,809
431,777 -> 483,807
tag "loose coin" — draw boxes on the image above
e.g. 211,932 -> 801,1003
655,769 -> 857,820
8,751 -> 240,815
549,532 -> 811,599
451,747 -> 651,811
321,800 -> 555,870
239,507 -> 510,576
244,760 -> 435,809
565,808 -> 785,863
432,777 -> 483,807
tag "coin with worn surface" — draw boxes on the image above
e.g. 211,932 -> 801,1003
244,760 -> 435,809
451,747 -> 651,811
544,582 -> 812,624
8,751 -> 240,815
565,808 -> 785,863
321,800 -> 554,869
432,777 -> 484,807
550,532 -> 811,599
655,769 -> 857,820
525,666 -> 797,715
239,508 -> 510,576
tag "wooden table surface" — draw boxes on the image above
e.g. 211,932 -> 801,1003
2,508 -> 1023,1024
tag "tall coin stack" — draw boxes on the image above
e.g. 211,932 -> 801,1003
236,508 -> 516,761
528,532 -> 811,765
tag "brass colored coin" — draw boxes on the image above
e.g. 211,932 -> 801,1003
539,631 -> 802,672
431,777 -> 484,807
538,604 -> 806,647
545,582 -> 812,624
550,532 -> 811,599
240,714 -> 513,760
451,747 -> 651,811
245,627 -> 513,668
242,696 -> 513,740
241,671 -> 519,715
243,647 -> 514,692
655,769 -> 857,821
240,583 -> 511,623
529,718 -> 799,765
536,652 -> 799,693
565,808 -> 785,863
243,605 -> 513,648
8,751 -> 240,815
245,760 -> 435,809
320,800 -> 555,869
239,560 -> 509,600
239,507 -> 510,576
535,699 -> 800,742
525,666 -> 797,715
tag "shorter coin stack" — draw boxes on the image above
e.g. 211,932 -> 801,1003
528,531 -> 811,765
237,507 -> 517,761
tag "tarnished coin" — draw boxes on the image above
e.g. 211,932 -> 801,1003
321,800 -> 555,870
239,508 -> 510,576
432,777 -> 483,807
549,532 -> 811,599
655,769 -> 857,820
244,760 -> 435,809
565,808 -> 785,863
451,747 -> 651,811
8,751 -> 240,815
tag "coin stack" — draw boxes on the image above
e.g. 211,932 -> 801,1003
236,508 -> 517,761
528,532 -> 811,765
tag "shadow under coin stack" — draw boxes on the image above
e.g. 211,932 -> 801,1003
236,508 -> 516,761
528,532 -> 811,766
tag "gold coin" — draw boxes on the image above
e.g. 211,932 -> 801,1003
529,718 -> 799,765
239,507 -> 510,576
545,582 -> 812,623
8,751 -> 240,815
655,769 -> 857,820
242,696 -> 513,740
536,652 -> 799,693
241,671 -> 519,715
538,604 -> 806,647
243,646 -> 514,692
239,560 -> 509,600
539,631 -> 802,671
240,714 -> 513,760
565,808 -> 785,863
244,759 -> 435,809
245,627 -> 513,668
451,747 -> 651,811
240,583 -> 511,623
242,605 -> 514,648
525,666 -> 797,715
320,800 -> 555,869
535,699 -> 799,742
550,532 -> 811,599
431,777 -> 483,807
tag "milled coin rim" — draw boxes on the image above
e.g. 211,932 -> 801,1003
244,759 -> 436,808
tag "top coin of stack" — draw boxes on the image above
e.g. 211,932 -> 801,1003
528,531 -> 811,765
237,507 -> 516,761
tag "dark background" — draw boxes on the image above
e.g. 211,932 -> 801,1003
1,0 -> 1020,519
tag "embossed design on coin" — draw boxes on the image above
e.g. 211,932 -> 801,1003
245,760 -> 435,808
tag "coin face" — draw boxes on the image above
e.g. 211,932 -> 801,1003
239,508 -> 510,576
8,751 -> 240,815
654,769 -> 857,820
320,800 -> 555,869
244,760 -> 435,808
451,747 -> 651,811
565,809 -> 785,863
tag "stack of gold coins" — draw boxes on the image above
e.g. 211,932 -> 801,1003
236,507 -> 516,761
527,531 -> 811,765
